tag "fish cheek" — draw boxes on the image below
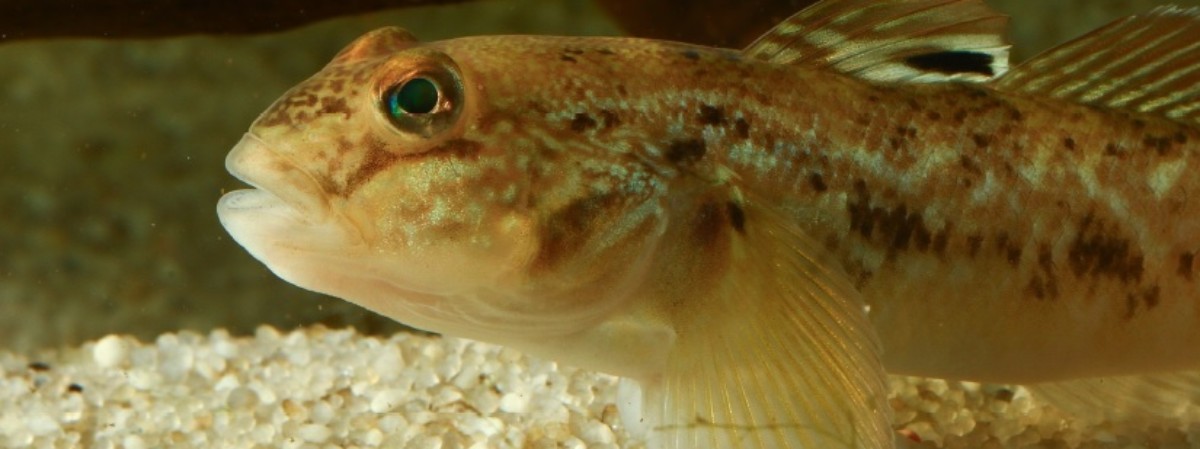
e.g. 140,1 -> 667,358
532,193 -> 627,272
528,192 -> 666,308
350,183 -> 538,294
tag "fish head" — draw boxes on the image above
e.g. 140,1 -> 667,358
217,28 -> 668,345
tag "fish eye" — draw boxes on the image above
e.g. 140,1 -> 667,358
387,77 -> 440,116
377,56 -> 464,139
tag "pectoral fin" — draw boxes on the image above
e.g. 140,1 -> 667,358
628,193 -> 892,449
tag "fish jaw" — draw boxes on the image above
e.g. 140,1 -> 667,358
219,131 -> 350,263
216,131 -> 544,341
217,132 -> 368,306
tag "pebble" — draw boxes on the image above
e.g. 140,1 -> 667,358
370,389 -> 406,413
92,334 -> 129,368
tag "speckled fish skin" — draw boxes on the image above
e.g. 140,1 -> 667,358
229,28 -> 1200,380
218,3 -> 1200,447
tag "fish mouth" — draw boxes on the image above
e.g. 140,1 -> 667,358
215,134 -> 451,324
216,133 -> 360,272
219,132 -> 330,219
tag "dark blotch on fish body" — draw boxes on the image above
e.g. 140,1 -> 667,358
343,138 -> 401,195
904,51 -> 995,77
319,96 -> 352,119
959,156 -> 982,176
1067,213 -> 1144,283
1143,135 -> 1174,156
727,202 -> 745,234
846,180 -> 934,258
1027,276 -> 1050,300
559,47 -> 585,63
698,104 -> 726,126
570,112 -> 598,132
1063,137 -> 1076,151
534,193 -> 621,271
972,133 -> 990,148
734,118 -> 750,138
967,234 -> 983,257
1125,286 -> 1162,319
994,232 -> 1022,266
1027,244 -> 1060,301
1179,252 -> 1194,280
665,138 -> 707,165
932,227 -> 951,255
599,110 -> 621,129
808,172 -> 827,192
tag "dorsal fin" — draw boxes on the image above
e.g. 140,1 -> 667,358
992,7 -> 1200,126
743,0 -> 1010,83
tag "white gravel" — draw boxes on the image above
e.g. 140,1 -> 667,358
1,326 -> 1196,448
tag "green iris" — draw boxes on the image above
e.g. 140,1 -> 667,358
387,77 -> 439,116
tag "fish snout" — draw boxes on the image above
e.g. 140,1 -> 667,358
222,132 -> 331,219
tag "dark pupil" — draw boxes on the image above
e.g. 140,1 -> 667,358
389,77 -> 439,115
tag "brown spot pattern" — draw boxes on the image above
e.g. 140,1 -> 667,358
343,139 -> 400,195
319,97 -> 352,119
1125,286 -> 1161,319
1026,244 -> 1059,300
1067,213 -> 1144,283
846,180 -> 936,259
971,133 -> 990,148
698,104 -> 726,126
808,172 -> 827,192
734,118 -> 750,138
967,234 -> 983,257
570,112 -> 598,132
727,202 -> 746,234
994,232 -> 1022,266
1143,135 -> 1175,155
932,226 -> 951,255
534,193 -> 621,271
665,138 -> 707,165
598,110 -> 621,130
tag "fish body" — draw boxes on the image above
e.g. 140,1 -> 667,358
218,1 -> 1200,448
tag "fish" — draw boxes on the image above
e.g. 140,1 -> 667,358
216,0 -> 1200,447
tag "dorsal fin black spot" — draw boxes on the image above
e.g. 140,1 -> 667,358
905,51 -> 995,77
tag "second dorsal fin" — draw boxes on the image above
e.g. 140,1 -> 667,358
992,7 -> 1200,126
743,0 -> 1010,83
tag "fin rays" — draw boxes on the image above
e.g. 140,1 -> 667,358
744,0 -> 1009,83
993,7 -> 1200,125
639,191 -> 891,449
